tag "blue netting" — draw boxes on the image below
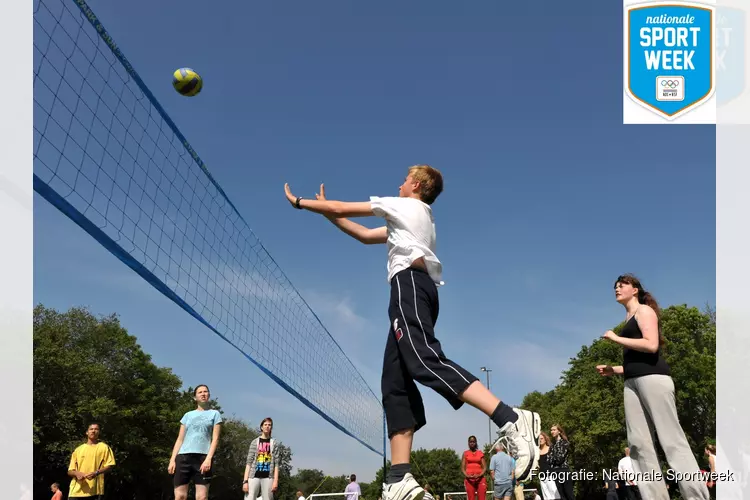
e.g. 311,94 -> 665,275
33,0 -> 384,455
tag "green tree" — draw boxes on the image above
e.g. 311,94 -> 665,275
275,441 -> 296,500
410,448 -> 464,495
33,305 -> 298,500
291,469 -> 349,498
660,305 -> 716,450
318,474 -> 349,494
292,468 -> 327,496
361,466 -> 385,500
33,305 -> 189,500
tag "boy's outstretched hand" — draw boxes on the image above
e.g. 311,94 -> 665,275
285,182 -> 328,207
284,183 -> 297,207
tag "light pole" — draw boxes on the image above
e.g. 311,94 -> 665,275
480,367 -> 493,447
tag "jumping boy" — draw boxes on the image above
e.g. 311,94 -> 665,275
283,165 -> 540,500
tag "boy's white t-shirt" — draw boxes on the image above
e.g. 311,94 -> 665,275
369,196 -> 443,285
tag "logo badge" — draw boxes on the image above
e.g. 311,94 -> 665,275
393,319 -> 403,341
625,1 -> 716,120
716,6 -> 745,106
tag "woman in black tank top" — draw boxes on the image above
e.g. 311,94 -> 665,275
536,432 -> 559,500
595,274 -> 709,500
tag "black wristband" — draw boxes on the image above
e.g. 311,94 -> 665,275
295,196 -> 303,209
243,479 -> 249,484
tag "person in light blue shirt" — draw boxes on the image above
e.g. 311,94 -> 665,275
168,384 -> 223,500
490,443 -> 514,500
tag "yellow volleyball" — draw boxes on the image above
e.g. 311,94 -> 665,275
172,67 -> 203,97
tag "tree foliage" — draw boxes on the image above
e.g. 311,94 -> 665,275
290,469 -> 351,497
33,305 -> 292,500
410,448 -> 466,495
33,305 -> 189,499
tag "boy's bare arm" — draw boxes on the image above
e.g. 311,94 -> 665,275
285,183 -> 387,244
284,183 -> 374,218
328,219 -> 387,244
312,184 -> 386,244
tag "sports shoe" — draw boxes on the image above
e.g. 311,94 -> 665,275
382,473 -> 425,500
493,408 -> 541,483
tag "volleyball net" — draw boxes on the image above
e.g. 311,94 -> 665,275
33,0 -> 384,455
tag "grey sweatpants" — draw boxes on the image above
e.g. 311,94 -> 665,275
246,477 -> 273,500
624,374 -> 709,500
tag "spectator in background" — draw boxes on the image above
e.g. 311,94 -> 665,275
618,447 -> 641,500
169,384 -> 222,500
297,490 -> 306,500
537,432 -> 559,500
603,470 -> 619,500
67,422 -> 116,500
345,474 -> 362,500
547,425 -> 573,500
50,483 -> 63,500
244,417 -> 279,500
490,442 -> 514,500
506,449 -> 524,500
462,435 -> 488,500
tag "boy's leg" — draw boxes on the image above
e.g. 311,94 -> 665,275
391,269 -> 541,482
389,270 -> 479,407
382,320 -> 427,455
381,309 -> 427,500
390,428 -> 414,464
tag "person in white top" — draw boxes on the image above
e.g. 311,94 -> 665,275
284,165 -> 541,500
618,447 -> 641,500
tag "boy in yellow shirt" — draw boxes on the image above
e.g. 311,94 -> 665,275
68,423 -> 116,498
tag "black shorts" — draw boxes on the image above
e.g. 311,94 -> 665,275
382,267 -> 478,437
174,453 -> 212,487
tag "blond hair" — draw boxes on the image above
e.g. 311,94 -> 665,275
408,165 -> 443,205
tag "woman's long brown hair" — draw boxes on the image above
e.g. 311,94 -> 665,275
615,273 -> 665,347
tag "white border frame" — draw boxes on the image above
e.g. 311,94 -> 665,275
716,0 -> 749,497
0,0 -> 33,497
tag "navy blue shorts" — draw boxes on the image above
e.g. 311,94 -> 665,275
381,267 -> 479,437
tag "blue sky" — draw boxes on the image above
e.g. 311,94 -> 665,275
34,0 -> 715,483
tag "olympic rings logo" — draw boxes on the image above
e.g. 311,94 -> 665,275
661,80 -> 680,88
